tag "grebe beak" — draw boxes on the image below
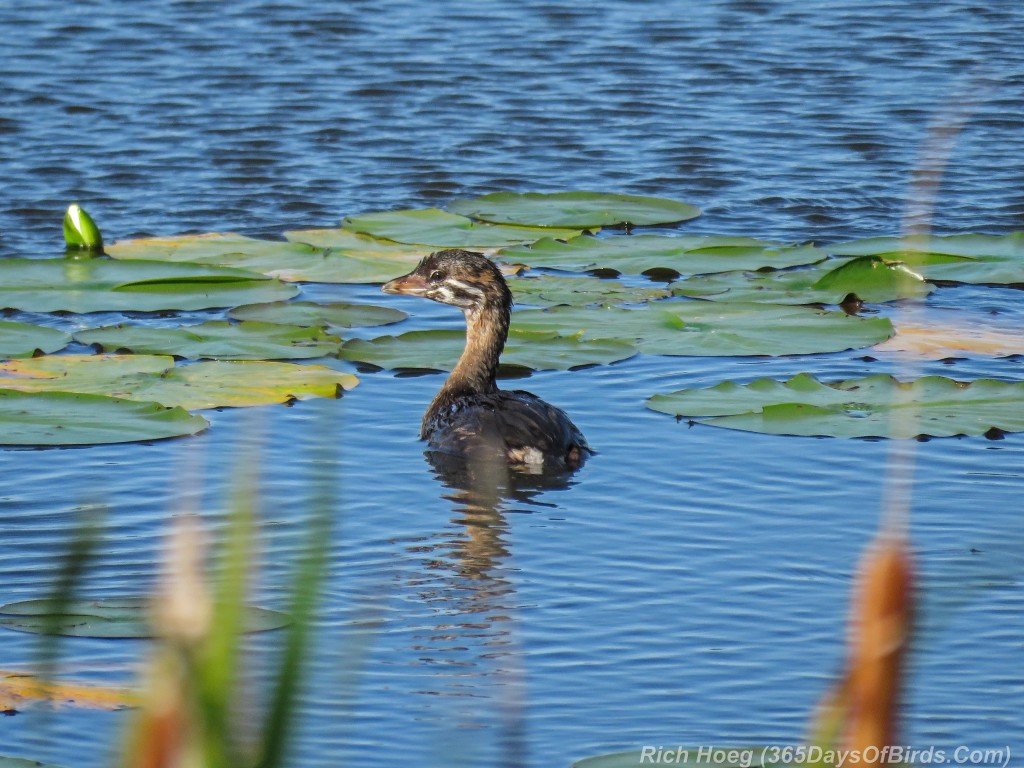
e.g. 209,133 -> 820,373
382,271 -> 429,296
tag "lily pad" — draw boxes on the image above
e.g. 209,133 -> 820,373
74,321 -> 341,360
107,232 -> 415,284
0,258 -> 297,313
500,234 -> 826,277
0,597 -> 288,638
0,355 -> 358,410
828,232 -> 1024,285
511,302 -> 893,357
448,191 -> 700,228
646,373 -> 1024,438
0,321 -> 71,358
509,274 -> 670,307
875,313 -> 1024,359
672,257 -> 933,305
228,300 -> 407,329
340,328 -> 635,371
341,208 -> 583,247
0,389 -> 208,446
573,748 -> 776,768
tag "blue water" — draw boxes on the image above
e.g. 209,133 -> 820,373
1,1 -> 1023,766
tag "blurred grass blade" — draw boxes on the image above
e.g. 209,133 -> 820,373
257,466 -> 333,768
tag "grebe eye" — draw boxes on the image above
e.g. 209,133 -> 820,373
429,270 -> 444,283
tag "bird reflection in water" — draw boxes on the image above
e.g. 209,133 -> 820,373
395,448 -> 583,759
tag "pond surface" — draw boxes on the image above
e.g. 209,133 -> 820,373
1,1 -> 1023,766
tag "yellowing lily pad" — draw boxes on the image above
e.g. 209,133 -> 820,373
511,302 -> 893,357
0,597 -> 288,638
228,300 -> 407,329
0,258 -> 297,313
448,191 -> 700,228
0,390 -> 208,446
647,373 -> 1024,438
0,321 -> 71,358
500,234 -> 826,277
1,669 -> 137,711
342,208 -> 583,247
672,257 -> 933,305
132,361 -> 358,410
0,355 -> 357,411
340,328 -> 635,371
509,274 -> 670,307
875,313 -> 1024,359
74,321 -> 341,360
829,232 -> 1024,285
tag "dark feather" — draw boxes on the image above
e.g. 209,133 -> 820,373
424,390 -> 590,470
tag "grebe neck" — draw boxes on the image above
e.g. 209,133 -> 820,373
422,300 -> 510,436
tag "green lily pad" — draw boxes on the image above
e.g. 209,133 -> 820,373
74,321 -> 341,360
500,235 -> 826,277
511,302 -> 893,357
829,232 -> 1024,285
0,757 -> 65,768
0,258 -> 297,313
279,228 -> 433,282
647,373 -> 1024,438
448,191 -> 701,228
0,597 -> 288,638
509,274 -> 670,307
228,300 -> 407,329
0,355 -> 358,410
672,257 -> 932,305
0,389 -> 208,445
0,321 -> 71,358
573,748 -> 778,768
341,208 -> 583,248
340,328 -> 635,371
107,232 -> 411,284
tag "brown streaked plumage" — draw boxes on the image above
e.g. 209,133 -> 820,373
382,249 -> 590,472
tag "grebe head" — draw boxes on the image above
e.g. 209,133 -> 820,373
382,249 -> 511,312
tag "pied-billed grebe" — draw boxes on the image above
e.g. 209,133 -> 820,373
382,249 -> 590,471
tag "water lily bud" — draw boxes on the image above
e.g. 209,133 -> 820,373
63,203 -> 104,253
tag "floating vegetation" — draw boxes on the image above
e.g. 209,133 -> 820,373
646,373 -> 1024,438
672,256 -> 933,305
448,190 -> 701,228
228,300 -> 407,329
0,597 -> 288,639
511,302 -> 893,357
74,320 -> 341,360
108,232 -> 429,284
1,194 -> 1018,446
500,234 -> 826,277
1,668 -> 137,711
508,273 -> 671,307
340,328 -> 635,372
341,207 -> 584,247
829,232 -> 1024,285
0,320 -> 71,358
0,355 -> 357,412
62,203 -> 104,253
0,389 -> 208,445
0,258 -> 297,313
875,314 -> 1024,359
